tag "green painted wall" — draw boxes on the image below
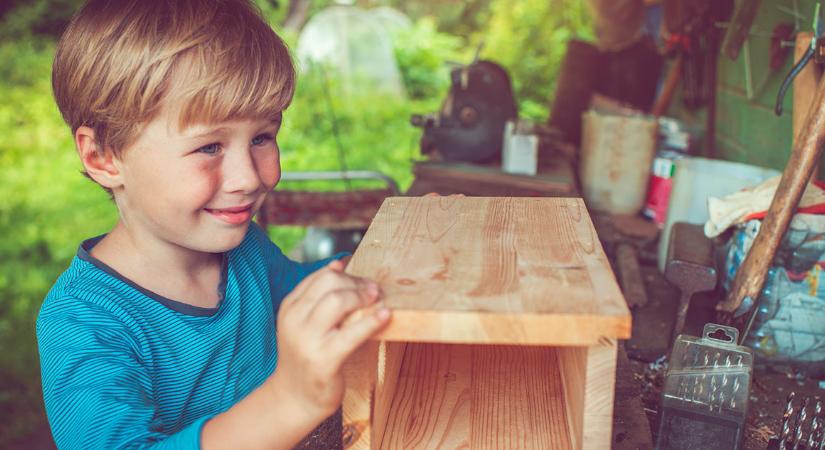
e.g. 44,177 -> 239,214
669,0 -> 823,175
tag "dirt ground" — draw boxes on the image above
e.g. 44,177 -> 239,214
631,356 -> 825,449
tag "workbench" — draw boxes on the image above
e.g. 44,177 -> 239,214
405,158 -> 578,198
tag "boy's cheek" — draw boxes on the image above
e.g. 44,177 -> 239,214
258,155 -> 281,190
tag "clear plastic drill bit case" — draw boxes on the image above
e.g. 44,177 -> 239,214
656,324 -> 754,450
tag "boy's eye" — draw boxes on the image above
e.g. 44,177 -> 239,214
196,143 -> 221,155
252,133 -> 274,146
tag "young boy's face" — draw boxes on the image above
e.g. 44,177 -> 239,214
113,102 -> 282,254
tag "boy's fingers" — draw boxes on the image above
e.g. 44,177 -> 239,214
327,306 -> 391,363
283,262 -> 350,311
307,288 -> 378,331
280,270 -> 317,312
327,259 -> 346,272
294,270 -> 379,319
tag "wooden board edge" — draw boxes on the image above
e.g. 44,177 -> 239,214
342,341 -> 379,449
372,341 -> 407,448
370,310 -> 632,346
556,341 -> 619,450
582,341 -> 618,450
557,346 -> 585,450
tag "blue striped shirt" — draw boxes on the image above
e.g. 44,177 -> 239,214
37,224 -> 339,449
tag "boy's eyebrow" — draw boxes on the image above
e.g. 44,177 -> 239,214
181,114 -> 283,139
182,126 -> 230,140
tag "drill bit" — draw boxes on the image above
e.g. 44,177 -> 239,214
795,396 -> 810,449
710,374 -> 718,411
808,398 -> 821,449
780,392 -> 795,450
809,411 -> 819,450
731,376 -> 741,409
720,354 -> 731,412
814,398 -> 824,450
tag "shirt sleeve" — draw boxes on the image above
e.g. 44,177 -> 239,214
37,298 -> 212,450
247,224 -> 348,306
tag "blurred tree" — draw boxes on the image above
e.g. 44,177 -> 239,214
282,0 -> 312,31
393,18 -> 463,99
372,0 -> 492,42
480,0 -> 594,120
0,0 -> 82,39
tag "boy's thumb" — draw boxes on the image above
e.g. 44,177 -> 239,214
328,259 -> 345,272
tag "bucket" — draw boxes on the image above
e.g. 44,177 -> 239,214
656,157 -> 780,273
579,110 -> 657,214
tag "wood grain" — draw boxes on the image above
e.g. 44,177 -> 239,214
346,197 -> 631,345
342,341 -> 409,449
342,342 -> 379,449
378,343 -> 572,450
557,341 -> 618,450
372,341 -> 407,447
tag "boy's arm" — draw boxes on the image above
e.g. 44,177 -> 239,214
202,260 -> 390,450
198,368 -> 321,449
37,299 -> 208,450
250,223 -> 349,303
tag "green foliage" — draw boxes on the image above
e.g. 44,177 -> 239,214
0,0 -> 82,39
393,18 -> 463,99
379,0 -> 493,43
480,0 -> 594,121
0,38 -> 117,445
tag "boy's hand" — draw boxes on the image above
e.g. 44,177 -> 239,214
271,259 -> 389,421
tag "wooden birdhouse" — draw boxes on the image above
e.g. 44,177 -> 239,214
342,197 -> 631,449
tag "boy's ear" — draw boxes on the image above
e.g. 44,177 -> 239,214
75,126 -> 123,189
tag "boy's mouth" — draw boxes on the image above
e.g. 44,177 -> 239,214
204,203 -> 254,225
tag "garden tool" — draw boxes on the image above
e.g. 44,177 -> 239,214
719,8 -> 825,329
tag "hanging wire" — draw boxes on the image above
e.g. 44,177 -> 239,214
317,63 -> 352,191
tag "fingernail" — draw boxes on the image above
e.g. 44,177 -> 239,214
376,307 -> 391,320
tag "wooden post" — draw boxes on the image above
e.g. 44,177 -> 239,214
651,56 -> 682,118
557,341 -> 618,450
341,341 -> 378,450
793,32 -> 823,178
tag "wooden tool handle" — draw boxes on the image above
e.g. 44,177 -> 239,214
718,73 -> 825,313
793,32 -> 823,180
651,56 -> 682,117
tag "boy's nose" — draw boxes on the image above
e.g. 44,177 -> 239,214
222,149 -> 262,194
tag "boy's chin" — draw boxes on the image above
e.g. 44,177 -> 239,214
188,226 -> 249,254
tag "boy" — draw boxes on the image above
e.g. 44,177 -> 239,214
36,0 -> 391,448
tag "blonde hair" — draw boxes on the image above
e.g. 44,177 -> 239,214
53,0 -> 295,157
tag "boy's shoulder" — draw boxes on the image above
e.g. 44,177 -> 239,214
38,246 -> 138,326
39,225 -> 281,315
